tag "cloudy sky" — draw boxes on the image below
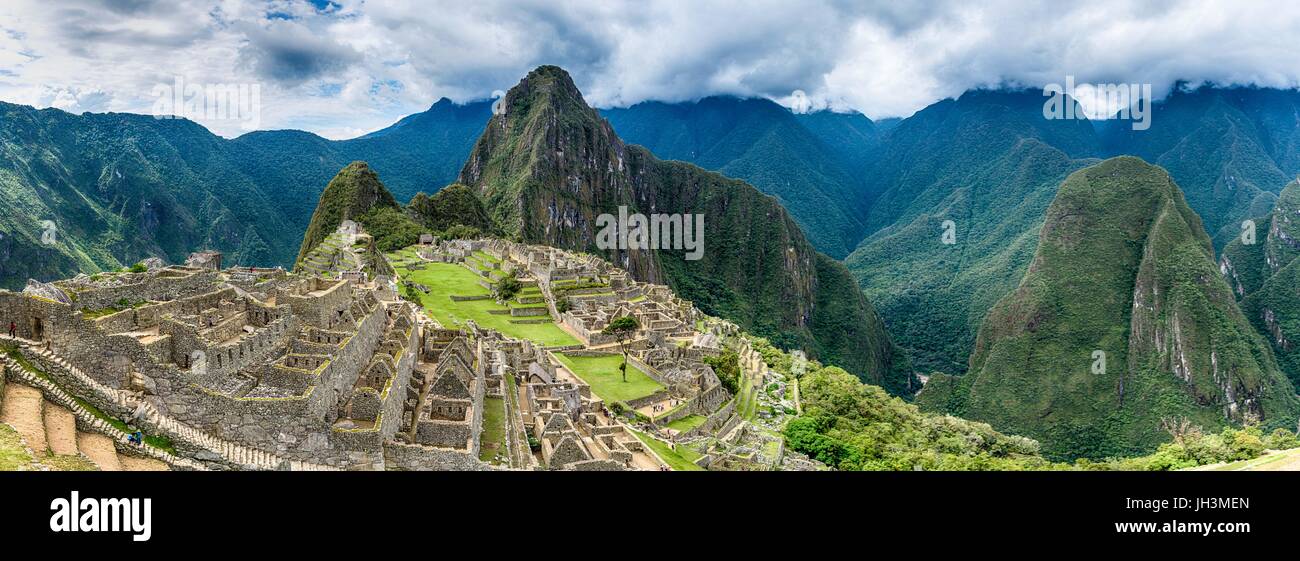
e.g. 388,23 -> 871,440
1,0 -> 1298,138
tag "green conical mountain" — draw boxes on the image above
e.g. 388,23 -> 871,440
1220,180 -> 1300,386
459,65 -> 914,394
918,157 -> 1300,460
296,161 -> 405,265
407,183 -> 494,234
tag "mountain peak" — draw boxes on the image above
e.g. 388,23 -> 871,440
502,65 -> 592,117
457,65 -> 621,236
295,160 -> 400,265
523,64 -> 578,87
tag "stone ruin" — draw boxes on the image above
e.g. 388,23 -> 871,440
185,250 -> 223,271
0,231 -> 822,471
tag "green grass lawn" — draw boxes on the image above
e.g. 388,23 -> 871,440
1193,447 -> 1300,471
630,429 -> 703,471
392,259 -> 578,347
478,396 -> 508,465
0,424 -> 34,471
735,376 -> 758,421
555,353 -> 663,403
665,415 -> 706,432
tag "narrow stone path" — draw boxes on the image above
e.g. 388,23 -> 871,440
1,384 -> 47,454
77,432 -> 122,471
43,403 -> 79,456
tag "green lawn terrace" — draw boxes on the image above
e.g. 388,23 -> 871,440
553,351 -> 665,405
477,395 -> 508,465
386,250 -> 579,348
551,340 -> 730,437
411,238 -> 702,345
630,428 -> 704,471
665,414 -> 706,432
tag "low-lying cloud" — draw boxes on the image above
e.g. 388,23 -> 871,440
0,0 -> 1297,138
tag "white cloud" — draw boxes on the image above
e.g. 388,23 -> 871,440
1,0 -> 1298,137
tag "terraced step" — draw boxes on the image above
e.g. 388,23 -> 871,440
77,432 -> 121,471
119,455 -> 169,471
43,403 -> 79,456
1,383 -> 47,454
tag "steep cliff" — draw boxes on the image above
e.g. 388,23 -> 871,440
1220,180 -> 1300,387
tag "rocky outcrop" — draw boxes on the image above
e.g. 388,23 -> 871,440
1220,180 -> 1300,387
22,279 -> 71,305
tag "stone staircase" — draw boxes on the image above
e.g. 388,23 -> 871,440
2,335 -> 340,471
0,371 -> 168,471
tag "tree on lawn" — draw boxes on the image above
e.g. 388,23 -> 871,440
602,315 -> 641,382
494,269 -> 522,303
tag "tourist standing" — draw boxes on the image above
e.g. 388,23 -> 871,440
7,321 -> 15,338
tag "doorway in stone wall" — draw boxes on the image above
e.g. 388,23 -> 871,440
30,316 -> 44,341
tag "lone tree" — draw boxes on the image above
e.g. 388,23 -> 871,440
493,269 -> 522,303
602,315 -> 641,382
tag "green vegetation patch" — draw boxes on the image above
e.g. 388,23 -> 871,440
665,415 -> 705,433
0,423 -> 35,471
630,429 -> 703,471
555,353 -> 662,403
393,260 -> 577,347
478,396 -> 508,465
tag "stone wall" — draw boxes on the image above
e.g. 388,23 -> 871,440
63,269 -> 217,311
681,394 -> 736,439
284,278 -> 353,329
563,459 -> 625,471
382,440 -> 493,471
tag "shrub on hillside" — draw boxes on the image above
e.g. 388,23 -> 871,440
1265,428 -> 1300,450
